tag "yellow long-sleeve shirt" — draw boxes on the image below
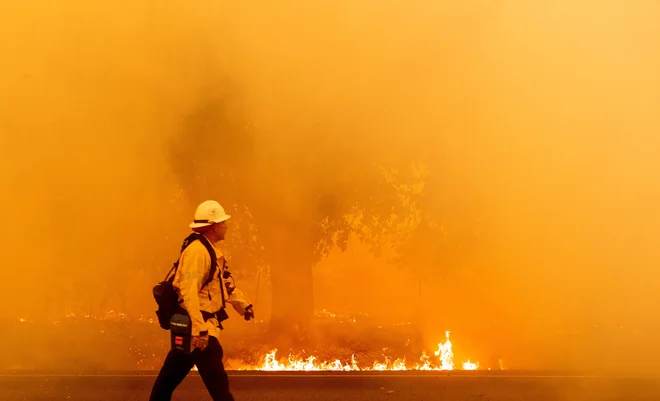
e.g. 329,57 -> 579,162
172,237 -> 251,338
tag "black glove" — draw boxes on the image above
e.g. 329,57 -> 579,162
244,305 -> 254,321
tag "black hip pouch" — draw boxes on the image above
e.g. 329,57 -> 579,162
216,308 -> 229,324
170,313 -> 193,354
201,308 -> 229,330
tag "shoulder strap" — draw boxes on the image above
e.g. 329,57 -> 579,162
164,233 -> 214,282
195,234 -> 218,289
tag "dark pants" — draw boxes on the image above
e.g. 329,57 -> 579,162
149,336 -> 234,401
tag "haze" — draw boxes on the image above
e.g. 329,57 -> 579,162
1,0 -> 659,373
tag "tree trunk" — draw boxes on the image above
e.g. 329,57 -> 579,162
267,239 -> 315,349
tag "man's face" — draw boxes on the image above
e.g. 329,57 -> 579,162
213,221 -> 228,240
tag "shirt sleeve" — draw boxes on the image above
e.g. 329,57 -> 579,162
223,266 -> 252,315
227,287 -> 252,316
173,244 -> 210,336
221,263 -> 251,316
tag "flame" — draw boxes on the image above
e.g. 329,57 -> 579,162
433,331 -> 454,370
23,312 -> 488,371
237,331 -> 481,371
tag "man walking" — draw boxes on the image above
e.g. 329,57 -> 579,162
150,200 -> 254,401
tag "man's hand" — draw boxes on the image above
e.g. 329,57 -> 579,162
192,332 -> 209,351
244,305 -> 255,321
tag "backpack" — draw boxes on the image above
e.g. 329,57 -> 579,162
153,232 -> 218,330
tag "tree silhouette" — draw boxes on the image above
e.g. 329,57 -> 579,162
167,86 -> 428,338
165,0 -> 498,339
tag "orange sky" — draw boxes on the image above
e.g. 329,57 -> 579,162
1,0 -> 659,372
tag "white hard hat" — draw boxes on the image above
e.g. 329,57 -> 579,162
189,200 -> 231,228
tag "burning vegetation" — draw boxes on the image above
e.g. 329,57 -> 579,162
10,310 -> 492,372
250,331 -> 479,371
2,0 -> 660,377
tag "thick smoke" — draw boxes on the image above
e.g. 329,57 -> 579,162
0,0 -> 659,373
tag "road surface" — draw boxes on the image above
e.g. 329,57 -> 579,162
1,371 -> 658,401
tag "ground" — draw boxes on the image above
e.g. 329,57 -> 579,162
1,371 -> 659,401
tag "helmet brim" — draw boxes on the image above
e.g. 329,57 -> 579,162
188,214 -> 231,228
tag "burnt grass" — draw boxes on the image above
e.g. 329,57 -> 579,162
1,315 -> 427,372
4,314 -> 656,374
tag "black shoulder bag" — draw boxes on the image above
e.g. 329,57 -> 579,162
152,232 -> 218,330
